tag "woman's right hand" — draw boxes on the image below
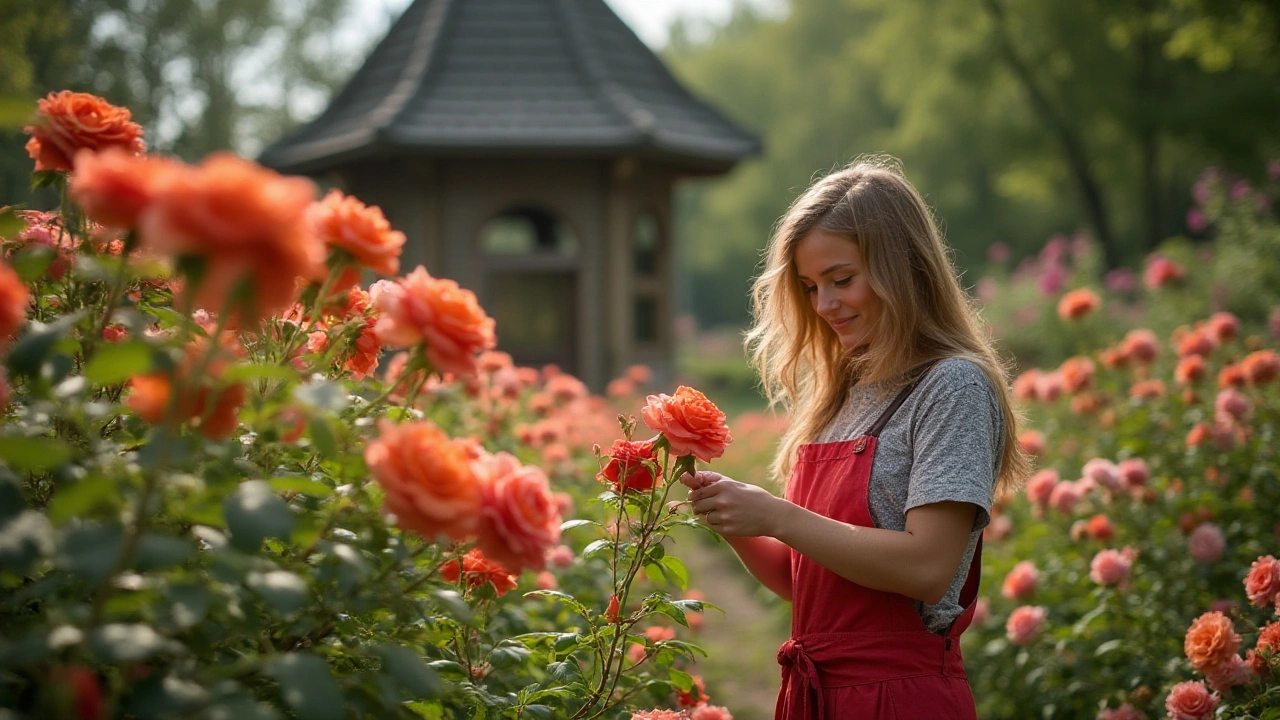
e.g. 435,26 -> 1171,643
679,470 -> 726,491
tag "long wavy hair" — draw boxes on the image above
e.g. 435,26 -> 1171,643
745,157 -> 1029,495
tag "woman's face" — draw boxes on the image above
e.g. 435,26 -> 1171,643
794,228 -> 882,350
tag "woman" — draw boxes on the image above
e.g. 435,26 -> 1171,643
682,158 -> 1029,719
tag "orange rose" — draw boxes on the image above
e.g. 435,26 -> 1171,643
0,262 -> 30,342
439,547 -> 517,597
1184,611 -> 1241,672
598,439 -> 661,493
476,451 -> 561,573
126,336 -> 247,439
641,386 -> 733,461
1058,356 -> 1094,394
373,266 -> 497,377
364,420 -> 484,541
1057,288 -> 1101,321
343,319 -> 381,381
69,148 -> 182,230
308,189 -> 405,277
24,91 -> 145,172
138,153 -> 323,324
1241,350 -> 1280,385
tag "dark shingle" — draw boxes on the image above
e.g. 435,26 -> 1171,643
260,0 -> 759,173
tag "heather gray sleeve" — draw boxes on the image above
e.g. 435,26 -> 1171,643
905,382 -> 1001,532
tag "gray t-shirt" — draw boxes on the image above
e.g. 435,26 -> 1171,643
815,357 -> 1002,633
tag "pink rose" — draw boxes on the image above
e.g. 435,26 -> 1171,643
1214,388 -> 1250,421
1203,653 -> 1252,692
1117,458 -> 1149,488
1006,606 -> 1047,646
1245,555 -> 1280,608
1049,481 -> 1083,515
1188,523 -> 1226,565
476,452 -> 562,573
1026,469 -> 1058,506
692,707 -> 734,720
1001,561 -> 1039,601
1164,681 -> 1218,720
1090,548 -> 1133,587
546,544 -> 575,569
1097,703 -> 1147,720
1082,458 -> 1122,492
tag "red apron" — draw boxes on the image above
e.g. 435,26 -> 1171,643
776,375 -> 983,720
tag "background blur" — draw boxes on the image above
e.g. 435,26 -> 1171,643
5,2 -> 1280,716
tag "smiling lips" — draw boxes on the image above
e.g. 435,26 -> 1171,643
828,315 -> 857,330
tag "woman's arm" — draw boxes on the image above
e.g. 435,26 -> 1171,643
688,476 -> 976,604
722,535 -> 793,602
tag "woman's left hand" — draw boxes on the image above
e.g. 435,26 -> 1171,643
688,478 -> 787,537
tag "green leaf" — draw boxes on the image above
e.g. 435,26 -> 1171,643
223,480 -> 294,552
268,476 -> 332,498
378,645 -> 443,698
667,668 -> 694,693
47,475 -> 120,523
581,539 -> 611,559
307,418 -> 338,460
246,570 -> 309,614
57,524 -> 124,584
89,623 -> 182,662
1093,639 -> 1123,657
9,245 -> 53,283
0,206 -> 24,239
223,363 -> 297,383
522,590 -> 591,620
168,584 -> 213,629
660,556 -> 689,592
7,314 -> 82,380
425,660 -> 467,682
559,519 -> 598,531
265,654 -> 344,720
84,341 -> 154,385
0,437 -> 72,472
136,533 -> 192,571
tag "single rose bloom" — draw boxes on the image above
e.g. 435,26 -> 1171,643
24,90 -> 145,172
692,706 -> 734,720
1117,458 -> 1149,488
1175,355 -> 1207,385
599,439 -> 662,493
125,336 -> 246,439
1251,622 -> 1280,674
1087,514 -> 1115,541
1184,611 -> 1241,671
1058,288 -> 1101,320
1013,370 -> 1041,401
1026,469 -> 1058,506
1049,481 -> 1083,515
1059,356 -> 1095,393
1120,329 -> 1159,364
138,153 -> 324,325
676,674 -> 709,708
1207,312 -> 1240,343
1129,379 -> 1166,401
476,451 -> 562,573
1164,681 -> 1217,720
69,148 -> 183,230
1097,703 -> 1147,720
1188,523 -> 1226,565
1177,330 -> 1217,359
364,420 -> 484,541
440,548 -> 518,596
1144,256 -> 1185,290
1241,350 -> 1280,385
1017,430 -> 1045,456
1001,561 -> 1039,601
373,266 -> 497,377
631,711 -> 685,720
1082,458 -> 1122,493
641,385 -> 733,461
626,364 -> 652,385
1203,653 -> 1252,692
1033,371 -> 1065,402
1214,388 -> 1250,421
308,189 -> 405,277
1006,605 -> 1047,646
1245,555 -> 1280,608
0,262 -> 31,342
1090,548 -> 1133,587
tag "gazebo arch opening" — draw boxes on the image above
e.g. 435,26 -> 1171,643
479,205 -> 579,372
631,210 -> 664,347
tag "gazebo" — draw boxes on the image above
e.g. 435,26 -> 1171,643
260,0 -> 758,389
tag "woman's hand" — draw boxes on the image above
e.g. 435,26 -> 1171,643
681,471 -> 786,537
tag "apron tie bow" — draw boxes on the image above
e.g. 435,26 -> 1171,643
777,639 -> 823,720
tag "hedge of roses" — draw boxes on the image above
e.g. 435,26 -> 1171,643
965,165 -> 1280,718
0,92 -> 738,720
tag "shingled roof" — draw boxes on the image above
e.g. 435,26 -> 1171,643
259,0 -> 760,174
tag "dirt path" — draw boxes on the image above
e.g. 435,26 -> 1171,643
677,534 -> 790,720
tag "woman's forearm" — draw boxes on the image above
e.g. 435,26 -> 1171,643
724,535 -> 793,601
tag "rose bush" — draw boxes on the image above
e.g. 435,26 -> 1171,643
0,92 -> 739,720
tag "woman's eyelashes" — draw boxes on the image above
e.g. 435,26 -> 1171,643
802,277 -> 853,294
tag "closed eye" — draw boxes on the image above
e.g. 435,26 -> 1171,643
834,276 -> 853,287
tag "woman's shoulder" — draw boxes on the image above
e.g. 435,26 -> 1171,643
920,356 -> 992,392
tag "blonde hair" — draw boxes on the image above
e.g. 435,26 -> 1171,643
745,156 -> 1029,495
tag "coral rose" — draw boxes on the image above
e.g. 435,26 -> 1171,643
343,319 -> 382,381
1164,681 -> 1217,720
631,711 -> 684,720
1252,622 -> 1280,674
1090,548 -> 1132,587
1026,469 -> 1058,506
0,262 -> 30,342
692,706 -> 733,720
1049,481 -> 1082,515
599,439 -> 662,493
1018,430 -> 1045,456
440,548 -> 518,596
1082,458 -> 1122,493
138,153 -> 324,324
1006,605 -> 1047,646
1117,458 -> 1149,488
676,674 -> 709,708
1207,312 -> 1240,343
69,148 -> 183,230
1057,288 -> 1101,320
1241,350 -> 1280,385
642,386 -> 733,461
1087,514 -> 1115,541
308,189 -> 405,277
24,90 -> 145,172
1214,388 -> 1249,421
1001,561 -> 1039,601
1120,329 -> 1160,364
1202,653 -> 1252,692
364,420 -> 484,541
373,266 -> 497,377
1144,256 -> 1185,290
476,451 -> 562,573
1059,356 -> 1095,393
1175,355 -> 1206,385
1184,611 -> 1241,671
126,336 -> 246,439
1188,523 -> 1225,565
1096,703 -> 1146,720
1245,555 -> 1280,608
